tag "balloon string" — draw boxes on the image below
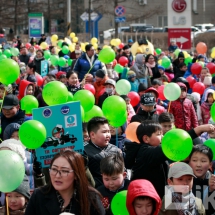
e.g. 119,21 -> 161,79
168,101 -> 171,113
6,195 -> 9,215
116,128 -> 118,148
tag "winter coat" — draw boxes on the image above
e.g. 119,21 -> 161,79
73,53 -> 103,81
169,98 -> 198,131
94,76 -> 108,105
0,206 -> 25,215
67,84 -> 83,95
201,102 -> 212,124
25,186 -> 105,215
84,141 -> 121,188
19,55 -> 30,65
17,79 -> 35,100
33,57 -> 45,75
127,179 -> 162,215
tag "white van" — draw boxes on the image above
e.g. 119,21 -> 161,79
194,23 -> 214,32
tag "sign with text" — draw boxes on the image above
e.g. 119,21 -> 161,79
40,60 -> 49,77
33,102 -> 84,167
28,13 -> 44,38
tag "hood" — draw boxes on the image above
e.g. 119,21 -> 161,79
126,179 -> 161,215
144,87 -> 159,98
205,89 -> 214,102
135,54 -> 144,67
18,79 -> 35,100
177,82 -> 187,91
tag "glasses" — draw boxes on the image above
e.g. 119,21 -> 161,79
49,168 -> 74,177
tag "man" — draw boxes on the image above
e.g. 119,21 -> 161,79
74,44 -> 105,81
128,39 -> 134,48
168,39 -> 178,52
38,34 -> 46,45
19,47 -> 30,65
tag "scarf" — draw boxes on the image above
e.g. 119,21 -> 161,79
86,53 -> 95,67
145,62 -> 156,77
171,189 -> 198,215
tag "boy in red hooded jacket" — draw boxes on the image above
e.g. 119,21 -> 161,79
126,179 -> 161,215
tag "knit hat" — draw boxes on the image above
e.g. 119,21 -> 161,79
197,54 -> 204,60
3,123 -> 20,140
13,175 -> 30,200
178,52 -> 185,59
191,92 -> 200,102
158,65 -> 165,71
95,69 -> 106,78
127,70 -> 136,79
0,139 -> 26,160
123,45 -> 130,50
128,39 -> 133,43
138,83 -> 147,93
105,79 -> 116,87
203,76 -> 212,86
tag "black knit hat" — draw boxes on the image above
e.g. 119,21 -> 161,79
95,69 -> 106,78
14,175 -> 30,200
138,83 -> 147,93
178,52 -> 185,59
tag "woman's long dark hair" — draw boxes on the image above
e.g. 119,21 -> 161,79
44,150 -> 101,215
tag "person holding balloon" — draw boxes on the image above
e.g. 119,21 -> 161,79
169,82 -> 198,131
19,47 -> 30,66
66,70 -> 83,95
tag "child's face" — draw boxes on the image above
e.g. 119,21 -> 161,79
83,131 -> 90,142
189,152 -> 211,179
158,69 -> 164,75
133,198 -> 153,215
180,66 -> 187,72
207,94 -> 214,104
152,84 -> 159,90
144,130 -> 163,146
102,172 -> 126,191
160,122 -> 174,135
68,73 -> 78,85
26,85 -> 34,95
11,131 -> 19,140
8,192 -> 26,211
90,123 -> 111,147
168,175 -> 193,194
60,77 -> 67,85
179,88 -> 187,99
0,88 -> 5,99
201,69 -> 208,78
2,106 -> 19,118
131,77 -> 136,82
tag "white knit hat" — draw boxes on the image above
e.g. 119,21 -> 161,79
0,139 -> 26,160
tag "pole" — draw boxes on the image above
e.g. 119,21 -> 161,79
203,0 -> 205,23
88,0 -> 91,40
67,0 -> 71,36
114,0 -> 119,38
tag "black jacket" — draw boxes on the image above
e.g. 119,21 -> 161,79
1,110 -> 25,140
19,55 -> 30,65
124,141 -> 168,198
34,57 -> 45,75
98,92 -> 110,108
84,141 -> 120,188
97,179 -> 130,215
130,107 -> 159,123
25,186 -> 105,215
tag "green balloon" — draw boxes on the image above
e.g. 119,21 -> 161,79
19,120 -> 47,149
44,50 -> 51,60
73,90 -> 95,112
98,48 -> 116,64
58,57 -> 66,67
164,83 -> 181,101
0,49 -> 2,55
102,95 -> 127,120
116,79 -> 131,95
111,191 -> 129,215
10,47 -> 19,57
161,129 -> 193,161
184,56 -> 193,66
161,57 -> 171,69
204,139 -> 215,160
0,55 -> 7,61
62,45 -> 69,54
0,59 -> 20,85
174,49 -> 181,58
109,112 -> 127,127
210,103 -> 215,122
0,150 -> 25,192
3,49 -> 11,58
80,105 -> 85,122
68,58 -> 73,66
114,64 -> 124,73
42,81 -> 68,106
84,105 -> 103,122
21,95 -> 39,114
155,48 -> 162,55
57,40 -> 63,48
50,55 -> 59,66
67,92 -> 73,102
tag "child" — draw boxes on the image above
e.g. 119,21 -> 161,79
169,82 -> 198,131
201,89 -> 214,124
158,112 -> 175,135
82,122 -> 90,144
18,79 -> 35,100
3,122 -> 20,140
200,118 -> 215,143
109,124 -> 126,149
130,93 -> 159,123
98,79 -> 116,108
126,179 -> 161,215
200,67 -> 210,83
0,85 -> 5,99
159,162 -> 205,215
59,74 -> 67,85
84,117 -> 121,188
66,70 -> 83,95
106,62 -> 119,81
121,69 -> 139,92
124,121 -> 166,198
0,175 -> 30,215
189,145 -> 215,215
172,62 -> 187,82
158,66 -> 170,83
98,154 -> 129,214
151,79 -> 162,90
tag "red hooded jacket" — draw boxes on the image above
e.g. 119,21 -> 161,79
126,179 -> 161,215
18,79 -> 35,100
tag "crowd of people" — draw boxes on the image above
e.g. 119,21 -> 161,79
0,33 -> 215,215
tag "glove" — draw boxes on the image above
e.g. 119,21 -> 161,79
33,156 -> 43,176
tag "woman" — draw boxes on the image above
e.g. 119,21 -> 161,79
130,54 -> 151,89
33,49 -> 45,75
145,54 -> 161,81
25,150 -> 105,215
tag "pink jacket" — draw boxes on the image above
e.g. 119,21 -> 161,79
201,102 -> 212,124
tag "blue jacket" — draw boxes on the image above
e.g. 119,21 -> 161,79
73,53 -> 103,81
